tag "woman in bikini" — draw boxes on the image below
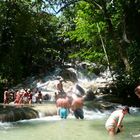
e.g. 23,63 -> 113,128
105,106 -> 130,136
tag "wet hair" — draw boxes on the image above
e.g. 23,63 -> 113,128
123,106 -> 130,114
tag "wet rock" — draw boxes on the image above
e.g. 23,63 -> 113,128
31,103 -> 57,117
76,84 -> 85,95
60,68 -> 78,82
0,105 -> 39,122
84,89 -> 95,101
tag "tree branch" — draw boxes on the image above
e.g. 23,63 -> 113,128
56,0 -> 79,14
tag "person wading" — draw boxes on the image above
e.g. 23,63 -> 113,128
105,106 -> 130,137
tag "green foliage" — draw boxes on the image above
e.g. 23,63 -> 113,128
58,1 -> 107,65
0,0 -> 140,103
66,1 -> 105,45
0,0 -> 60,85
69,47 -> 104,63
48,0 -> 140,99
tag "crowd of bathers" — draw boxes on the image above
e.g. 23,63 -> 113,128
3,87 -> 50,105
3,81 -> 140,137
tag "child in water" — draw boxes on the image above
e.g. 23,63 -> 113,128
59,107 -> 69,119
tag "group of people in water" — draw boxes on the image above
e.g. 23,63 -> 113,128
3,78 -> 140,137
3,87 -> 45,105
56,85 -> 130,137
55,78 -> 85,120
56,82 -> 140,138
3,77 -> 85,121
3,77 -> 85,122
55,79 -> 130,138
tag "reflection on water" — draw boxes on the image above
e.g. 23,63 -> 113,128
0,108 -> 140,140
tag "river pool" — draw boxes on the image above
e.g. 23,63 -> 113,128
0,110 -> 140,140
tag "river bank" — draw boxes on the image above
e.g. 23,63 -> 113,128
0,93 -> 122,123
0,103 -> 140,140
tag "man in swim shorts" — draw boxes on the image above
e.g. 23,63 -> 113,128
59,107 -> 69,119
71,96 -> 84,119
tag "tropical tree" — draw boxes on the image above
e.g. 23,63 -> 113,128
46,0 -> 140,99
0,0 -> 59,86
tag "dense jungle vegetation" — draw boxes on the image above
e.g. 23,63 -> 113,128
0,0 -> 140,104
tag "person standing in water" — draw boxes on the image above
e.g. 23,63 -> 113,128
56,89 -> 85,120
56,96 -> 71,119
71,94 -> 85,119
3,87 -> 9,104
59,107 -> 69,119
105,106 -> 130,137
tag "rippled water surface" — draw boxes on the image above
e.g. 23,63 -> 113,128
0,113 -> 140,140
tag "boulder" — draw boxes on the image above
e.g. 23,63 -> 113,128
0,105 -> 39,122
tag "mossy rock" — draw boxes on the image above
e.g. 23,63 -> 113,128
0,105 -> 39,122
